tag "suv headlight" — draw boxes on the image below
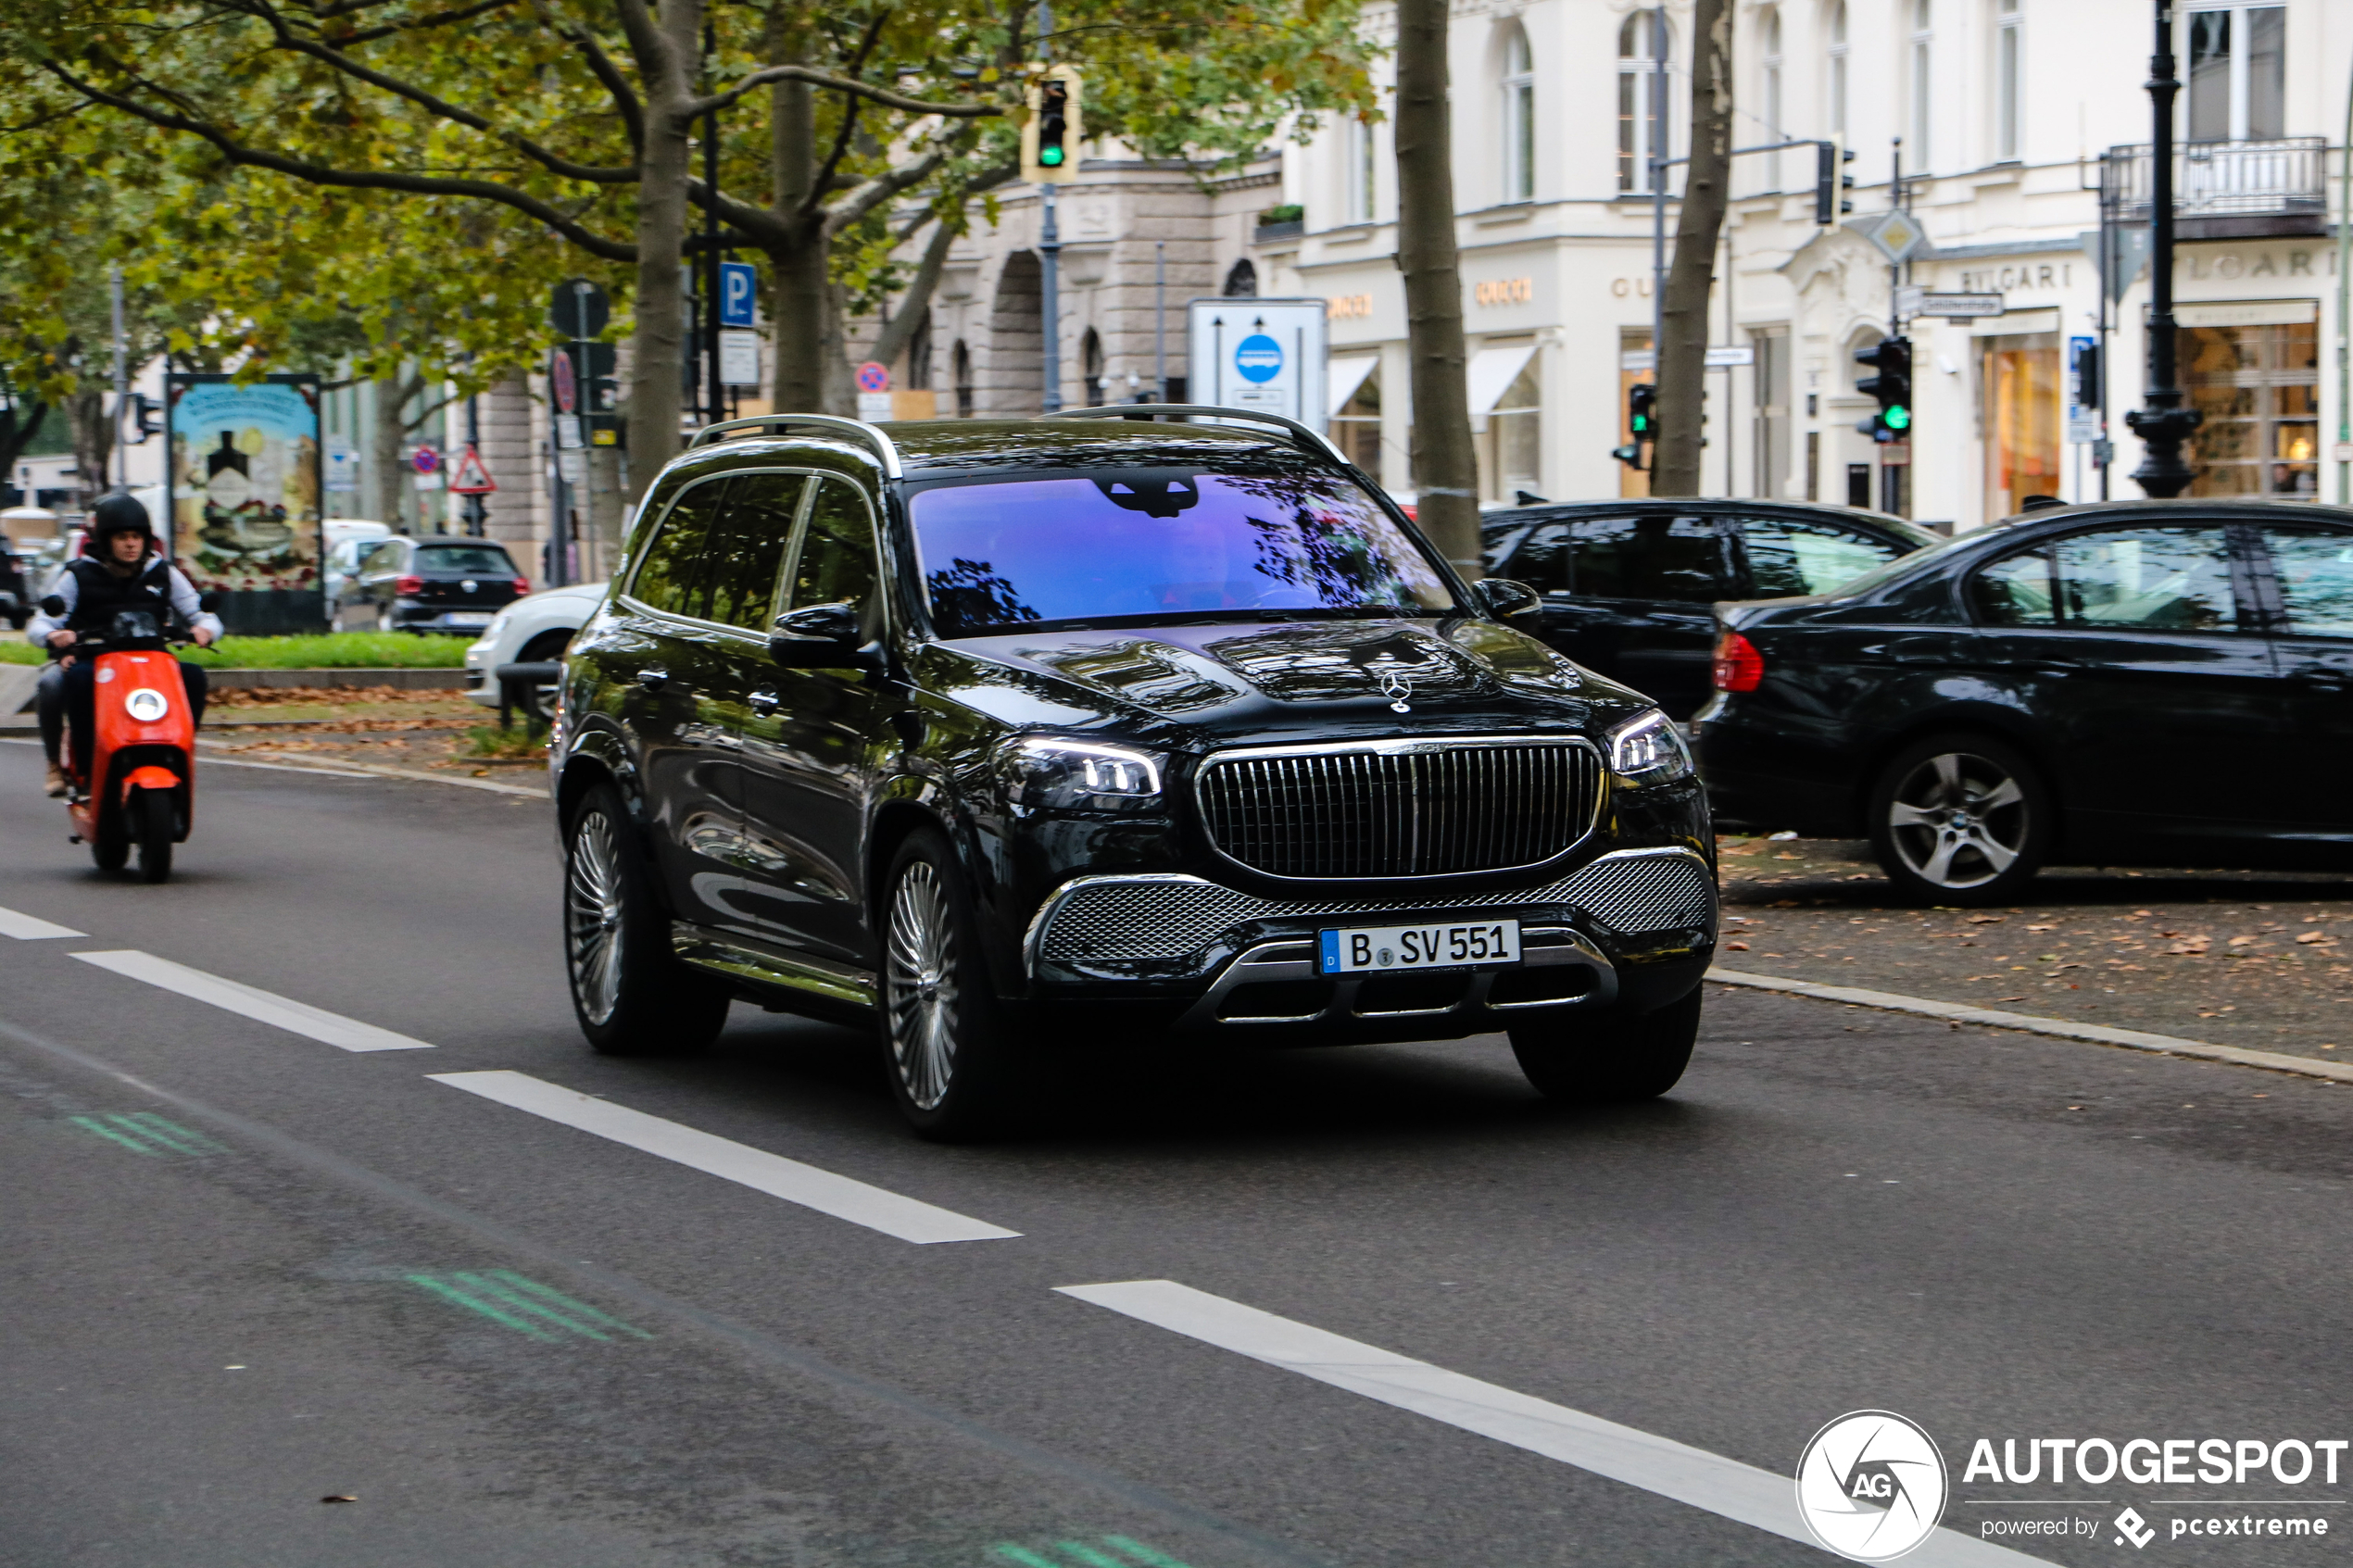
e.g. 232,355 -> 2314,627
999,736 -> 1165,812
1606,709 -> 1693,787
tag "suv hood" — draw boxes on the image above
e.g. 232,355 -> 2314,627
925,617 -> 1648,745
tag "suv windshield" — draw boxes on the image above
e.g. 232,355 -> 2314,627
908,469 -> 1454,637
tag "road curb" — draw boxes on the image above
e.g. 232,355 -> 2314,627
192,742 -> 546,798
1708,968 -> 2353,1084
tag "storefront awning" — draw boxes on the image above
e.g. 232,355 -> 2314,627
1466,344 -> 1539,421
1327,356 -> 1379,417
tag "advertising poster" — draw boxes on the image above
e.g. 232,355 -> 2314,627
165,373 -> 323,633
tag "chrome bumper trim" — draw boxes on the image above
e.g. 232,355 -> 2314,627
1173,925 -> 1617,1029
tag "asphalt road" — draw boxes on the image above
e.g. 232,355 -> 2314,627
4,739 -> 2351,1568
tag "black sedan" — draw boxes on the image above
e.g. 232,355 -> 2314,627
335,538 -> 530,635
1691,499 -> 2353,904
1482,498 -> 1938,717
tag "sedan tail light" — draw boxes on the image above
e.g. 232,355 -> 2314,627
394,574 -> 424,596
511,576 -> 532,595
1713,631 -> 1765,692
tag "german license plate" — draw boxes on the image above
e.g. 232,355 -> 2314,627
446,612 -> 494,627
1318,920 -> 1521,974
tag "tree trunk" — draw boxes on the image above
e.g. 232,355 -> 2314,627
765,20 -> 831,413
867,219 -> 956,370
623,0 -> 702,494
65,382 -> 113,507
369,373 -> 408,528
1391,0 -> 1479,580
1652,0 -> 1731,497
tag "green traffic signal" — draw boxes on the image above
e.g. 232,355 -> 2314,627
1040,145 -> 1064,166
1884,406 -> 1911,432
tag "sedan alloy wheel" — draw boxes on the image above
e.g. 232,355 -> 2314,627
1868,735 -> 2052,905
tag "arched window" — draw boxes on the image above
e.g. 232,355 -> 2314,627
1223,258 -> 1258,297
1994,0 -> 2023,161
1082,329 -> 1105,407
907,309 -> 933,392
1346,115 -> 1377,223
1502,25 -> 1535,202
1910,0 -> 1934,169
952,340 -> 973,419
1760,8 -> 1784,190
1827,1 -> 1849,139
1617,14 -> 1669,194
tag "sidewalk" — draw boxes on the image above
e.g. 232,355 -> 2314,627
1718,835 -> 2353,1063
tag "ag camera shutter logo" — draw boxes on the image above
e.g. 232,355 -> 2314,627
1233,333 -> 1284,383
1795,1410 -> 1949,1562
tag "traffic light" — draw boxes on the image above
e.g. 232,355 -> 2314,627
1853,336 -> 1913,443
1815,141 -> 1856,225
1613,382 -> 1656,469
120,391 -> 162,445
1021,65 -> 1084,184
2071,338 -> 2102,411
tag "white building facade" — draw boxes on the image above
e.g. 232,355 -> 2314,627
918,0 -> 2351,533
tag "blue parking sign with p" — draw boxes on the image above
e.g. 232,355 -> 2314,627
719,261 -> 757,328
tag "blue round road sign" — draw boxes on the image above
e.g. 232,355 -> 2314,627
1234,333 -> 1284,384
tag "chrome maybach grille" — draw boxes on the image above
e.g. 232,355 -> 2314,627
1194,741 -> 1602,879
1031,848 -> 1715,968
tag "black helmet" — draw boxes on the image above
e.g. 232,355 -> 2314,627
91,493 -> 155,541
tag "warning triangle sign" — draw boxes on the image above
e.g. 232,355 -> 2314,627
448,445 -> 497,495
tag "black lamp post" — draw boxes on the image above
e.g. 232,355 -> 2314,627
2124,0 -> 2200,497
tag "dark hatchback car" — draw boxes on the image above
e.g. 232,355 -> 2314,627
1692,499 -> 2353,904
1482,499 -> 1938,718
552,409 -> 1719,1135
333,537 -> 530,634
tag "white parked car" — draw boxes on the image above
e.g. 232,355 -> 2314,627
462,581 -> 608,713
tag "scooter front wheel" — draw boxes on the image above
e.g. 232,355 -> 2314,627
90,812 -> 129,872
132,788 -> 174,884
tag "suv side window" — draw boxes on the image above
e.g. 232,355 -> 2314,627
1564,514 -> 1737,601
629,476 -> 733,619
2258,524 -> 2353,637
704,472 -> 805,631
1501,521 -> 1571,592
1739,515 -> 1904,596
785,476 -> 880,620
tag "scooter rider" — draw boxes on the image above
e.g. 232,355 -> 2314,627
27,495 -> 220,797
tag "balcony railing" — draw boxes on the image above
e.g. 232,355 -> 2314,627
2100,137 -> 2327,232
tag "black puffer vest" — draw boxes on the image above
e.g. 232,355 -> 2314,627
64,554 -> 174,635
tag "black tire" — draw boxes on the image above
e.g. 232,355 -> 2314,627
1508,989 -> 1702,1102
879,828 -> 1025,1140
132,788 -> 174,884
562,781 -> 730,1055
90,815 -> 129,872
1867,734 -> 2051,907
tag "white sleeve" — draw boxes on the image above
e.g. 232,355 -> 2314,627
23,570 -> 75,646
165,567 -> 225,640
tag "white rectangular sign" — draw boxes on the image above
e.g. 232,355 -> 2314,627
719,328 -> 761,387
1189,298 -> 1328,429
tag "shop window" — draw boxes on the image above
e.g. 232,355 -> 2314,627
2187,6 -> 2285,143
1982,332 -> 2061,519
1502,25 -> 1535,203
1331,361 -> 1382,474
2183,319 -> 2319,498
1485,359 -> 1541,502
1752,328 -> 1789,499
1618,14 -> 1669,194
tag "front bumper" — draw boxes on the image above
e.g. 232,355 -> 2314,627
1023,845 -> 1716,1037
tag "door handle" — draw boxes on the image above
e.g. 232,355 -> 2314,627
637,666 -> 669,691
747,689 -> 783,715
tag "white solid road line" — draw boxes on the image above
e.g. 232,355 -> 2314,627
70,950 -> 436,1052
428,1070 -> 1020,1245
1057,1281 -> 2047,1568
0,904 -> 83,940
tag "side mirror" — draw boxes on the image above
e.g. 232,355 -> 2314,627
40,594 -> 66,618
1473,578 -> 1543,622
768,601 -> 877,669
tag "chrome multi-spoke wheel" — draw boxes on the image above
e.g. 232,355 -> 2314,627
1885,751 -> 2028,890
561,782 -> 730,1055
567,808 -> 624,1025
885,862 -> 959,1110
1869,736 -> 2049,906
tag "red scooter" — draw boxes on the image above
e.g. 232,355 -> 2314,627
49,603 -> 197,883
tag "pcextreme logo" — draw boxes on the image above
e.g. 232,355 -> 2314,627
1796,1410 -> 1951,1562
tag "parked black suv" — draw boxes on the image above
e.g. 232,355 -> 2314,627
553,410 -> 1718,1135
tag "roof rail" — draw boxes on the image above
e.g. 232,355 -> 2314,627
1041,404 -> 1349,465
686,413 -> 903,478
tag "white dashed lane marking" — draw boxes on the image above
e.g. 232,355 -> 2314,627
70,950 -> 436,1052
0,904 -> 82,940
1055,1281 -> 2048,1566
429,1070 -> 1020,1245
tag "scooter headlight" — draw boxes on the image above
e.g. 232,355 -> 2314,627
124,687 -> 171,723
